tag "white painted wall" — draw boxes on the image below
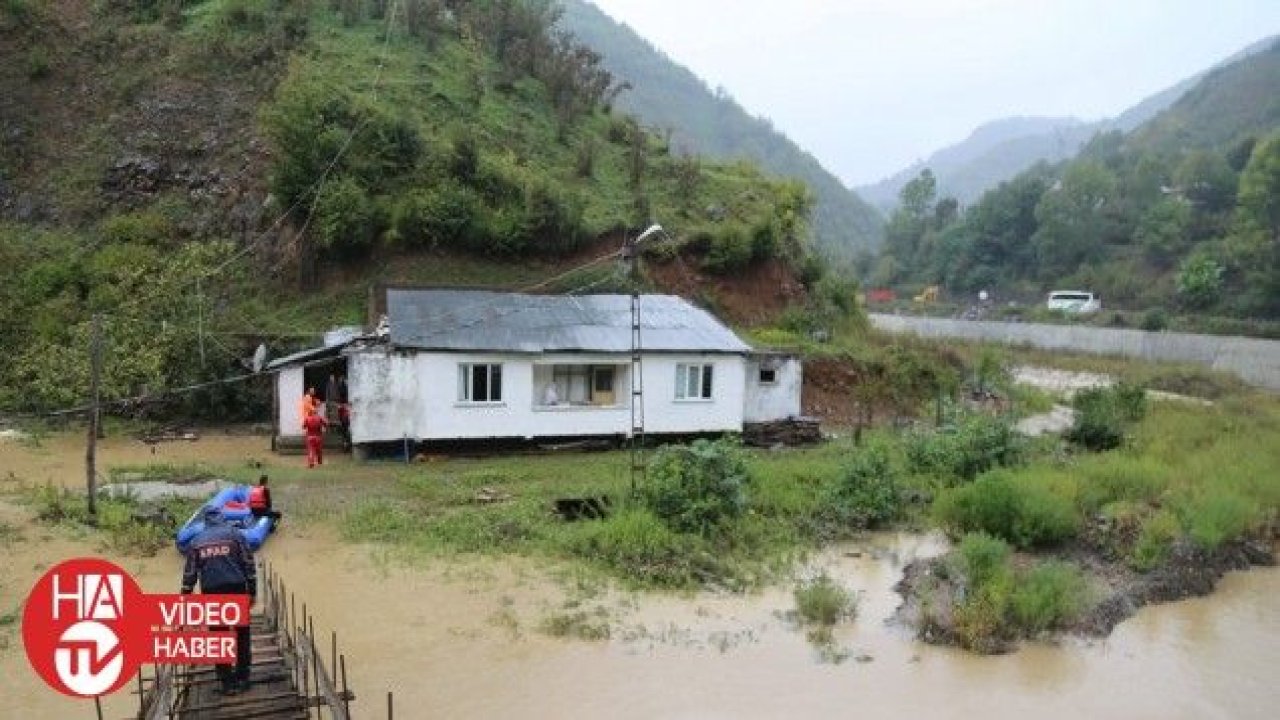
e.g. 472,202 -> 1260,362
744,355 -> 802,422
276,367 -> 304,438
641,354 -> 745,435
348,350 -> 422,445
345,349 -> 746,443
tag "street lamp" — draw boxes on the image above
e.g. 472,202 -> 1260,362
622,223 -> 670,495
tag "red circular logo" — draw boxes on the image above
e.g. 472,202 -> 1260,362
22,558 -> 147,697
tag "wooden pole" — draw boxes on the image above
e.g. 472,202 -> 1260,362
86,313 -> 102,520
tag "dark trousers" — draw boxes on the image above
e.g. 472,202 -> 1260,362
205,583 -> 252,689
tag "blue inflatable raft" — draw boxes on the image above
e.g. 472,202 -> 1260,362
175,484 -> 273,552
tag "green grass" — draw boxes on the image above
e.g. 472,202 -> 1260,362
794,574 -> 857,627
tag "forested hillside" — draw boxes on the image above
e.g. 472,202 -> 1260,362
873,39 -> 1280,322
557,0 -> 884,265
0,0 -> 824,415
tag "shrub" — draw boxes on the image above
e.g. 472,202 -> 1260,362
391,183 -> 478,249
956,532 -> 1011,588
101,211 -> 173,246
1067,384 -> 1146,451
1130,509 -> 1180,572
640,438 -> 749,537
702,225 -> 753,273
935,471 -> 1079,548
1140,308 -> 1169,332
1010,561 -> 1088,632
312,175 -> 377,257
821,440 -> 903,530
906,413 -> 1023,482
564,508 -> 707,587
1182,492 -> 1257,550
794,574 -> 857,626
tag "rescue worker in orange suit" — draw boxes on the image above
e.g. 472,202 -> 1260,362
303,406 -> 328,468
181,506 -> 256,696
248,474 -> 282,530
299,387 -> 319,430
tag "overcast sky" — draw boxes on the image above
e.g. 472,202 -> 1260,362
587,0 -> 1280,187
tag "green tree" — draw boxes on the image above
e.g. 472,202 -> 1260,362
1135,198 -> 1191,268
1176,251 -> 1224,309
1031,161 -> 1117,280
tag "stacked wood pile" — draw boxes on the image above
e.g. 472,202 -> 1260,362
742,417 -> 822,447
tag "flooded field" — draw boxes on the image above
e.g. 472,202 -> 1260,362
1,433 -> 1277,719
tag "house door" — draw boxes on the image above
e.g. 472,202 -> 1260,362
591,367 -> 616,406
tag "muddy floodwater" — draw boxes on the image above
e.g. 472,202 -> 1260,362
1,434 -> 1277,718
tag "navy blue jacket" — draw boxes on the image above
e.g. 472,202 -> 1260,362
181,518 -> 257,596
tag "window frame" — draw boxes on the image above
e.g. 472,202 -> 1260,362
758,367 -> 778,385
675,363 -> 715,401
457,363 -> 504,404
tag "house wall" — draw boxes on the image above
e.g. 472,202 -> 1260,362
743,355 -> 803,422
349,351 -> 421,445
346,349 -> 746,442
276,367 -> 305,437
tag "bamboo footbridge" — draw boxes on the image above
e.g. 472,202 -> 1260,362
132,562 -> 380,720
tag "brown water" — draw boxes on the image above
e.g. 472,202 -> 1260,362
2,435 -> 1277,719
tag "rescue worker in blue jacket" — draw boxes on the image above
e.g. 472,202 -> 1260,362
181,505 -> 257,695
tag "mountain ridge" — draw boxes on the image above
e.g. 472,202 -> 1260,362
857,34 -> 1278,211
558,0 -> 885,264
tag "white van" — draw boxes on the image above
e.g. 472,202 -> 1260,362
1046,290 -> 1102,314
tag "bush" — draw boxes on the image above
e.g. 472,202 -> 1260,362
821,440 -> 903,530
640,438 -> 749,537
956,532 -> 1011,588
391,183 -> 478,249
935,471 -> 1079,548
1066,384 -> 1146,451
313,175 -> 377,257
1182,492 -> 1257,550
906,413 -> 1024,482
1140,308 -> 1169,332
1009,561 -> 1088,632
794,574 -> 857,626
702,225 -> 753,273
563,508 -> 708,587
1130,509 -> 1180,571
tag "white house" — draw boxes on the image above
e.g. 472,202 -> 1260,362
268,289 -> 802,451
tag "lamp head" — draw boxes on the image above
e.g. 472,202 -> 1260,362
634,223 -> 665,246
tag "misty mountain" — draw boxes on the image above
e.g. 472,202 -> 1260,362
558,0 -> 884,264
857,35 -> 1276,211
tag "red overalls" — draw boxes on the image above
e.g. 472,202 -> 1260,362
303,413 -> 327,468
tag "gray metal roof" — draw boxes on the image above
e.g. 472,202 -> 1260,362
387,289 -> 751,354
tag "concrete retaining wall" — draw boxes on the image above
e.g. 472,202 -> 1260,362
870,314 -> 1280,393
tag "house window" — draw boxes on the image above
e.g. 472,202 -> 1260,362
540,365 -> 618,406
458,363 -> 503,403
675,363 -> 714,400
759,368 -> 778,385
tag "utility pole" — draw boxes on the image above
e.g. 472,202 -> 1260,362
623,235 -> 645,496
622,224 -> 666,496
86,313 -> 102,520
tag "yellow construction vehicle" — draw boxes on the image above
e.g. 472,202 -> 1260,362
913,285 -> 940,303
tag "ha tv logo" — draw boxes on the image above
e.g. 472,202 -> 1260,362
23,558 -> 251,699
23,558 -> 144,697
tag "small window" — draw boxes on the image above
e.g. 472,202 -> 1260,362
458,363 -> 503,403
675,363 -> 714,400
759,368 -> 778,384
